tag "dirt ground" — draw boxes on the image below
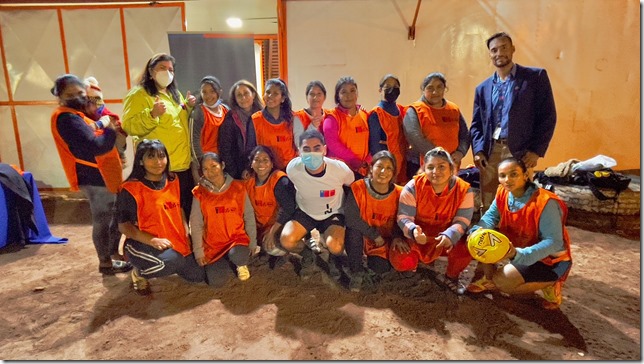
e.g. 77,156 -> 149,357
0,223 -> 640,360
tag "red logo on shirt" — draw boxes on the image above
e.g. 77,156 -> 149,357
355,126 -> 368,133
215,206 -> 238,214
163,201 -> 179,210
276,135 -> 288,142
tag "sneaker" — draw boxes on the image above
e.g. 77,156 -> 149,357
541,281 -> 562,309
298,248 -> 317,279
349,271 -> 364,292
237,265 -> 251,281
436,274 -> 466,295
99,260 -> 133,275
306,238 -> 322,254
466,276 -> 496,293
131,268 -> 151,296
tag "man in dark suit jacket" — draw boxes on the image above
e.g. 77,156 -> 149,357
470,32 -> 557,211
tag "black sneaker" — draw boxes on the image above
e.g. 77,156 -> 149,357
298,248 -> 318,279
349,271 -> 364,292
99,260 -> 133,275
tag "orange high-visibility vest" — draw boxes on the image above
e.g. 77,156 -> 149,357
496,186 -> 572,266
200,104 -> 228,154
370,105 -> 408,184
192,180 -> 250,263
51,106 -> 122,193
245,170 -> 286,239
409,100 -> 461,155
121,177 -> 191,256
252,111 -> 297,170
350,179 -> 402,259
328,107 -> 370,164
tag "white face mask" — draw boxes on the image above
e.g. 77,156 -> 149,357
204,99 -> 222,109
154,70 -> 173,88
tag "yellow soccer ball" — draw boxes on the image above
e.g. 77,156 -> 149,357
467,228 -> 512,264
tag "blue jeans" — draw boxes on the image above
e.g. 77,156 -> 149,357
124,239 -> 205,283
79,185 -> 120,264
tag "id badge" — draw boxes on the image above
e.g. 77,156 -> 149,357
493,126 -> 501,140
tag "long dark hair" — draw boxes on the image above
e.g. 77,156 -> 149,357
127,139 -> 173,181
136,53 -> 181,105
264,78 -> 293,125
228,80 -> 263,113
247,145 -> 278,179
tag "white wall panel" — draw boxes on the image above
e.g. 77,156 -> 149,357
286,0 -> 641,169
62,8 -> 128,100
124,7 -> 183,85
0,107 -> 19,165
0,10 -> 65,101
15,105 -> 67,188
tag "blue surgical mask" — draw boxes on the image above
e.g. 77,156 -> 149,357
301,152 -> 324,170
203,99 -> 222,109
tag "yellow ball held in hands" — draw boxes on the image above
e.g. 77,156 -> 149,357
467,228 -> 512,264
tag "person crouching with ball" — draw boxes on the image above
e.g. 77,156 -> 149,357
466,157 -> 573,309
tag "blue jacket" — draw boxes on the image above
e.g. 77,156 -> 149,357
470,64 -> 556,159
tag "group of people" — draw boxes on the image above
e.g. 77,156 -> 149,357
50,31 -> 571,309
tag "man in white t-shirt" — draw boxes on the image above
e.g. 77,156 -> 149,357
281,129 -> 354,278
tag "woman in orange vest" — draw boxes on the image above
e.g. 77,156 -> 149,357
190,152 -> 257,288
344,150 -> 403,291
252,78 -> 299,170
190,75 -> 229,181
293,80 -> 328,142
466,157 -> 573,309
49,74 -> 131,276
394,147 -> 475,294
117,139 -> 205,295
403,72 -> 470,173
323,76 -> 372,179
244,146 -> 296,266
368,74 -> 409,185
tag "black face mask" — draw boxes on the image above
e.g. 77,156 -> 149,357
63,96 -> 89,111
384,87 -> 400,103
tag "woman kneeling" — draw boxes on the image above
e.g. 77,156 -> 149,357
118,140 -> 205,295
466,157 -> 573,310
190,152 -> 257,288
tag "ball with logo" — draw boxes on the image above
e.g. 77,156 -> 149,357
467,228 -> 512,264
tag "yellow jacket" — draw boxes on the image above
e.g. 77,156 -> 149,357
122,86 -> 192,171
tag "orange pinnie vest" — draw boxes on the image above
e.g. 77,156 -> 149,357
370,105 -> 408,184
294,109 -> 328,131
351,179 -> 402,259
200,104 -> 228,154
328,107 -> 370,163
193,180 -> 250,263
51,106 -> 123,193
252,111 -> 297,170
414,174 -> 470,237
496,187 -> 572,266
409,100 -> 461,154
121,177 -> 191,256
245,170 -> 286,238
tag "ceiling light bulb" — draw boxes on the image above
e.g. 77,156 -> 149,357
226,17 -> 242,28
